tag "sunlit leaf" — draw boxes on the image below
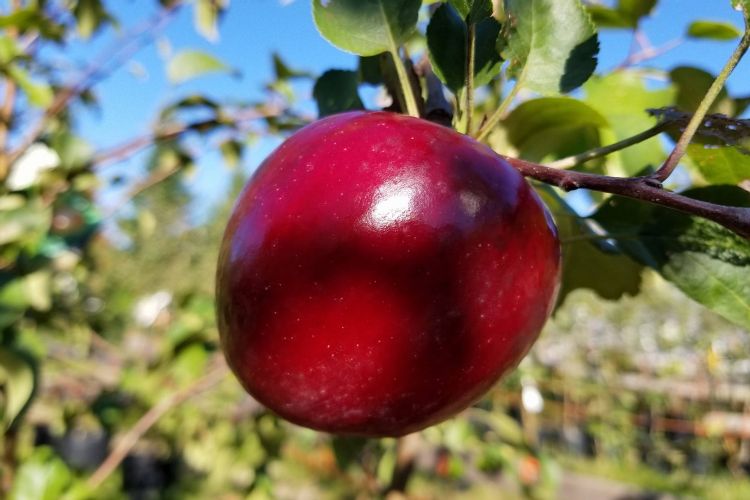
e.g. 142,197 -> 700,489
166,49 -> 234,84
7,65 -> 53,108
503,0 -> 599,94
194,0 -> 228,41
10,447 -> 73,500
686,144 -> 750,185
587,0 -> 656,29
503,97 -> 607,162
272,52 -> 312,80
687,20 -> 742,40
312,0 -> 421,56
0,347 -> 35,428
584,72 -> 674,176
220,139 -> 243,169
0,35 -> 21,64
73,0 -> 112,39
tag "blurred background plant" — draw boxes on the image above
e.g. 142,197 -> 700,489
0,0 -> 749,498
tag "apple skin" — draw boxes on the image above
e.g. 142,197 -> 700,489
216,111 -> 561,437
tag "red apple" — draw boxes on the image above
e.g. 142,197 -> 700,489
216,111 -> 560,437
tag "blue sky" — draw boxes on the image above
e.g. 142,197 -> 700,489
67,0 -> 750,220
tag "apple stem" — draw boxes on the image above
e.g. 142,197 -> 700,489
465,22 -> 477,135
651,9 -> 750,183
504,155 -> 750,239
474,74 -> 524,142
389,47 -> 421,118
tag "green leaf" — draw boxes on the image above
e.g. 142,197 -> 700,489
670,66 -> 733,115
0,8 -> 65,41
220,139 -> 243,169
537,187 -> 642,303
194,0 -> 228,41
73,0 -> 112,39
587,0 -> 656,29
687,20 -> 742,40
7,65 -> 53,108
0,199 -> 52,247
686,145 -> 750,184
331,436 -> 369,470
471,408 -> 525,447
586,6 -> 631,29
448,0 -> 492,22
0,35 -> 21,65
166,50 -> 233,84
584,71 -> 675,176
312,0 -> 421,56
503,97 -> 607,162
50,132 -> 93,170
503,0 -> 599,94
593,187 -> 750,330
427,3 -> 502,93
272,52 -> 311,80
358,54 -> 386,85
0,278 -> 27,330
10,447 -> 73,500
618,0 -> 657,25
313,69 -> 364,117
23,271 -> 51,312
0,347 -> 35,428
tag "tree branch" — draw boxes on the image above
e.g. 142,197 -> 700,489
652,15 -> 750,182
5,2 -> 184,172
86,360 -> 228,490
503,155 -> 750,239
92,104 -> 285,169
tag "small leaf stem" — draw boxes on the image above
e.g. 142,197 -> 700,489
652,18 -> 750,182
474,74 -> 524,142
389,47 -> 420,118
548,122 -> 671,170
465,22 -> 477,134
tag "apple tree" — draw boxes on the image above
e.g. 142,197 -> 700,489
0,0 -> 749,498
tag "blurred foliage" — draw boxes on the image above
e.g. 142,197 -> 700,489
0,0 -> 748,499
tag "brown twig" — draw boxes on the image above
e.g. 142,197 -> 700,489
504,155 -> 750,238
86,360 -> 228,490
616,30 -> 684,70
103,167 -> 182,218
92,104 -> 284,169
